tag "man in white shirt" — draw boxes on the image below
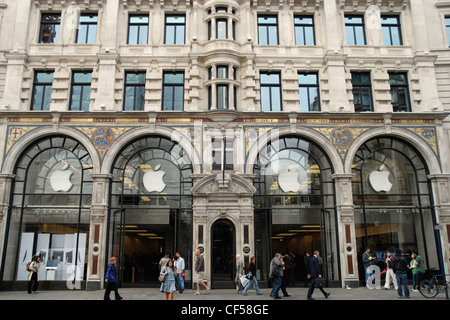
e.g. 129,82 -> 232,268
174,252 -> 185,294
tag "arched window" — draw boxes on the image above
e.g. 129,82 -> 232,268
108,135 -> 193,286
2,136 -> 93,284
253,136 -> 339,285
351,137 -> 441,281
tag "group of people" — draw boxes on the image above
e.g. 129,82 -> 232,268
269,250 -> 330,300
158,252 -> 187,300
362,248 -> 425,299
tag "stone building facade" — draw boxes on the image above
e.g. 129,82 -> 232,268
0,0 -> 448,290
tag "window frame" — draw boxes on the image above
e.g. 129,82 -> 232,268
76,13 -> 98,44
69,70 -> 93,111
39,13 -> 61,44
389,72 -> 411,112
446,16 -> 450,48
298,72 -> 320,111
164,14 -> 186,45
294,15 -> 316,46
351,72 -> 373,112
127,14 -> 149,45
381,15 -> 403,46
123,71 -> 146,111
260,72 -> 282,112
162,71 -> 185,111
211,136 -> 234,171
258,15 -> 279,45
31,70 -> 54,111
345,15 -> 366,45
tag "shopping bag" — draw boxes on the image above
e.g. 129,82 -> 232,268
239,274 -> 250,287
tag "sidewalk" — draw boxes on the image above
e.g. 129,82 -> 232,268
0,286 -> 447,300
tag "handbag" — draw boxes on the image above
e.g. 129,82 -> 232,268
158,268 -> 168,283
245,271 -> 253,280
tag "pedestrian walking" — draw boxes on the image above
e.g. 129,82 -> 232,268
160,259 -> 177,300
27,255 -> 40,294
242,256 -> 262,296
306,251 -> 330,300
159,252 -> 171,271
194,249 -> 210,295
412,250 -> 424,292
409,252 -> 418,291
269,253 -> 284,299
362,248 -> 375,288
235,254 -> 244,293
383,251 -> 398,290
174,252 -> 185,294
304,251 -> 311,287
104,257 -> 123,300
393,249 -> 410,299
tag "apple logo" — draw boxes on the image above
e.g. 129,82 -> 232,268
143,164 -> 166,193
369,164 -> 393,192
49,163 -> 74,192
278,165 -> 301,193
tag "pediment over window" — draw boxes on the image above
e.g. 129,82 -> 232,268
191,173 -> 256,196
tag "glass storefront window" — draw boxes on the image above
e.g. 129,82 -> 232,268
2,136 -> 93,283
253,136 -> 339,286
352,137 -> 441,283
108,136 -> 193,287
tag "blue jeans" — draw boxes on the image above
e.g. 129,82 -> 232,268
396,273 -> 410,298
243,277 -> 261,295
175,273 -> 184,293
271,276 -> 282,298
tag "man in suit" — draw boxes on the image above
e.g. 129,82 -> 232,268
307,250 -> 330,300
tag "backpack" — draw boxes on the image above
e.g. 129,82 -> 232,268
26,261 -> 32,272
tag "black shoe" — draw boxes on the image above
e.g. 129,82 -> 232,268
283,294 -> 291,297
325,293 -> 330,299
273,296 -> 282,299
307,297 -> 315,300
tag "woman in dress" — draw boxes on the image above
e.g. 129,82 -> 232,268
160,259 -> 177,300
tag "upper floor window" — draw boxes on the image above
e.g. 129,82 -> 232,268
260,72 -> 282,111
345,15 -> 366,45
446,17 -> 450,47
70,71 -> 92,111
76,14 -> 98,44
207,65 -> 238,110
206,7 -> 237,41
165,15 -> 185,45
294,16 -> 315,46
258,15 -> 279,45
162,72 -> 184,111
39,13 -> 61,44
128,14 -> 149,45
298,72 -> 320,111
381,16 -> 403,46
31,71 -> 54,110
389,72 -> 411,112
211,137 -> 234,171
124,71 -> 146,111
351,72 -> 373,112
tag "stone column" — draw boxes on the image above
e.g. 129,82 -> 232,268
86,174 -> 111,291
332,173 -> 359,288
428,174 -> 450,274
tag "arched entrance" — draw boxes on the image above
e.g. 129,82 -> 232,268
1,135 -> 93,289
107,135 -> 193,287
351,136 -> 442,284
253,135 -> 340,287
211,219 -> 235,289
